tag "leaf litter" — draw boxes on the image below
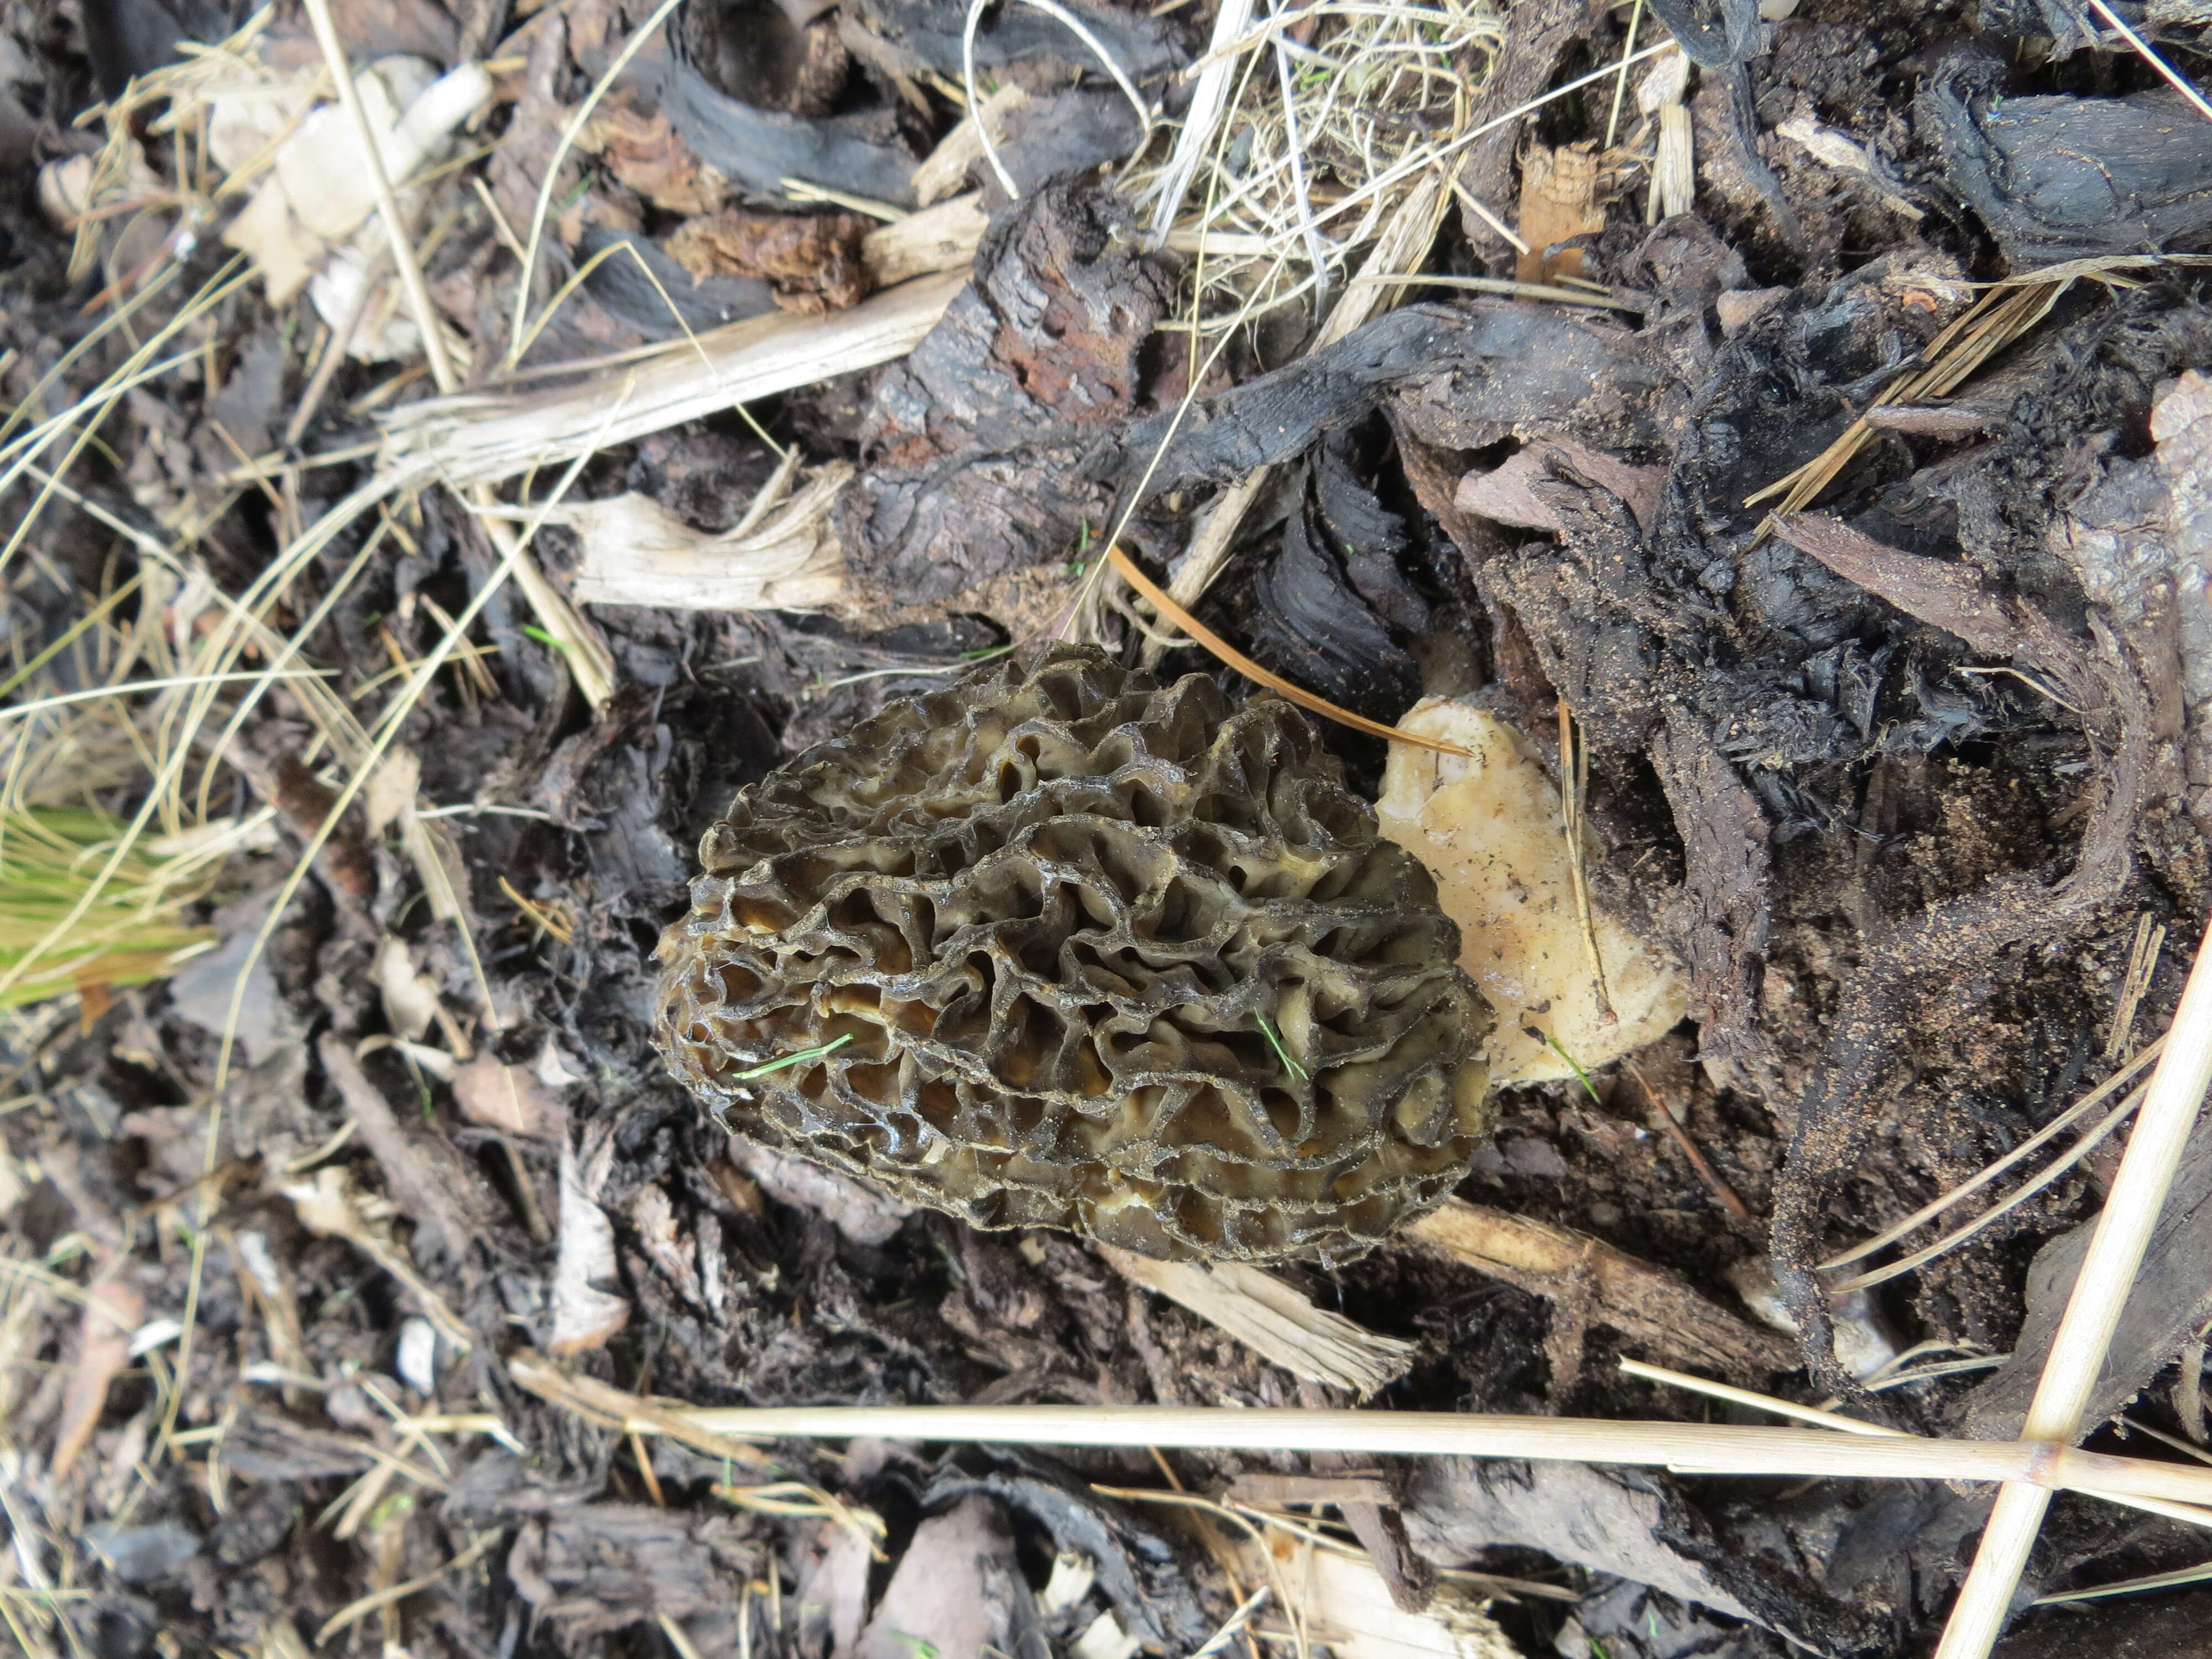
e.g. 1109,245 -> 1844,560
6,0 -> 2212,1654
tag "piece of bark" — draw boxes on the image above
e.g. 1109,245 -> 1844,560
507,1502 -> 769,1646
666,206 -> 874,313
1398,1198 -> 1794,1387
1515,142 -> 1605,283
1919,49 -> 2212,267
837,176 -> 1175,599
855,1495 -> 1043,1659
1400,1458 -> 1842,1647
1453,0 -> 1609,269
1457,437 -> 1664,533
1762,515 -> 2152,1387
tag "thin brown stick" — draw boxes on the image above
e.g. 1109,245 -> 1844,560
1105,546 -> 1473,757
1557,697 -> 1615,1025
1623,1059 -> 1751,1224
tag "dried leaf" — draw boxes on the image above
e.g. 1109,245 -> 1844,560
222,59 -> 491,304
728,1134 -> 911,1246
549,1139 -> 629,1355
451,1053 -> 563,1139
52,1276 -> 143,1480
364,747 -> 422,841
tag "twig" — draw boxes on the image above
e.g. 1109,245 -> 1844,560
1557,698 -> 1615,1026
1934,912 -> 2212,1659
1623,1059 -> 1751,1224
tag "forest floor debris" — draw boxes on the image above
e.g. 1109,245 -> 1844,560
8,0 -> 2212,1654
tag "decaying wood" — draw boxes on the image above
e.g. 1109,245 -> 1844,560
1098,1246 -> 1417,1399
1399,1199 -> 1793,1390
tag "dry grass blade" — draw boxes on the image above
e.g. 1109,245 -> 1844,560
2083,0 -> 2212,127
1625,1358 -> 2212,1535
314,1530 -> 500,1644
2034,1557 -> 2212,1606
1936,912 -> 2212,1659
1105,546 -> 1472,755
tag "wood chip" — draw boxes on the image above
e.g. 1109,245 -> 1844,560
1100,1248 -> 1416,1399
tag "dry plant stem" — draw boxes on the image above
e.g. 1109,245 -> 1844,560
1935,911 -> 2212,1659
379,272 -> 964,486
505,1350 -> 2212,1509
1105,545 -> 1474,755
1626,1358 -> 2212,1533
1604,0 -> 1644,148
297,0 -> 457,396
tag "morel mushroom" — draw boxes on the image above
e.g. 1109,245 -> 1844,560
652,646 -> 1495,1263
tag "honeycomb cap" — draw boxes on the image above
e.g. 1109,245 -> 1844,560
651,645 -> 1495,1263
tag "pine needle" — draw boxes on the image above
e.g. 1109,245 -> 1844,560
1104,545 -> 1473,757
